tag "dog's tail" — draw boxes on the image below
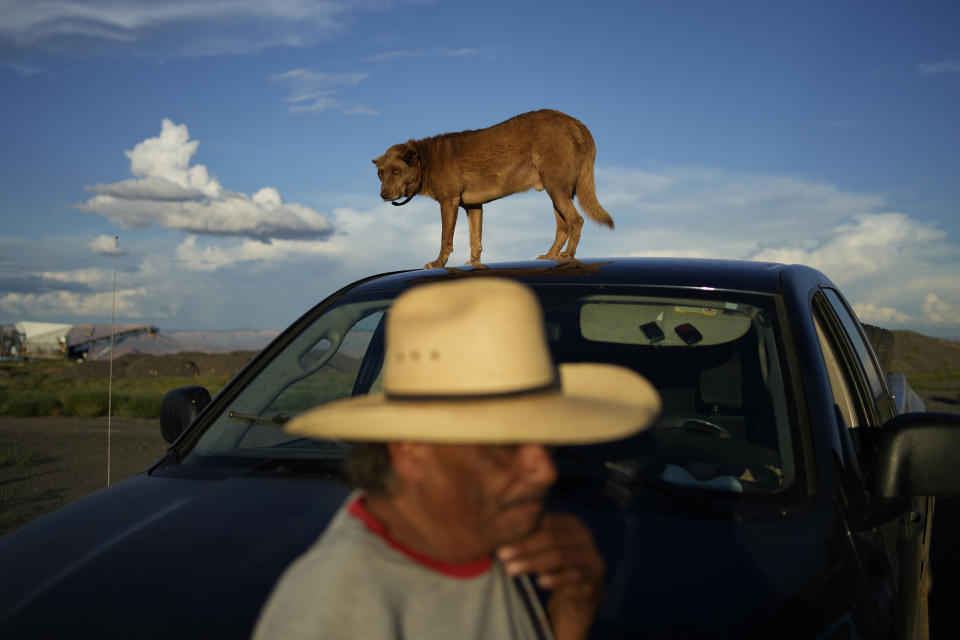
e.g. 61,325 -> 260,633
575,134 -> 614,229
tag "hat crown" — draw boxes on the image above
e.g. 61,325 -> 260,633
384,278 -> 555,396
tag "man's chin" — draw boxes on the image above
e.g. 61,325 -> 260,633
497,501 -> 546,542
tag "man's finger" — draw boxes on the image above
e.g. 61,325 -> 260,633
497,513 -> 591,561
496,512 -> 605,601
536,565 -> 604,592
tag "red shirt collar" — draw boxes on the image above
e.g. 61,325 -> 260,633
347,494 -> 492,578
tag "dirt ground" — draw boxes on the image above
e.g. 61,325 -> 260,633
0,351 -> 258,538
0,416 -> 168,537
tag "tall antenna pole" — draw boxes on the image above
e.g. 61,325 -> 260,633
107,236 -> 119,487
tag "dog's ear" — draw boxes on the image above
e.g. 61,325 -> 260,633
372,156 -> 382,166
400,143 -> 418,167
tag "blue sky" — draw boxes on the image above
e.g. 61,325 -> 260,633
1,0 -> 959,337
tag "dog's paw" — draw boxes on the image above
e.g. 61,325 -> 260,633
423,260 -> 447,269
536,253 -> 559,261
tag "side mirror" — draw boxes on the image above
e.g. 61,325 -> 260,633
160,385 -> 211,444
872,413 -> 960,498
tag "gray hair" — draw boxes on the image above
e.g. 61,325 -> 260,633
344,442 -> 394,495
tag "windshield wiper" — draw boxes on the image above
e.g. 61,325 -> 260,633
228,411 -> 292,426
249,456 -> 343,479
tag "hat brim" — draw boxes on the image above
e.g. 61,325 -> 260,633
284,363 -> 661,445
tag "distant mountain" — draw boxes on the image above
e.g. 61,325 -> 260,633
165,330 -> 281,353
63,325 -> 280,358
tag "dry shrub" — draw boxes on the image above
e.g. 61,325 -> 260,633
116,393 -> 162,419
61,391 -> 109,418
2,392 -> 63,417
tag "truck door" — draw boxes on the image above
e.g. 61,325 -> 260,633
816,288 -> 931,639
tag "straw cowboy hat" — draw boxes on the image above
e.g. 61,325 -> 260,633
285,277 -> 661,444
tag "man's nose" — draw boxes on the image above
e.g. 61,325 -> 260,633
518,444 -> 558,488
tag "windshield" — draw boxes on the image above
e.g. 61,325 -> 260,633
187,284 -> 795,496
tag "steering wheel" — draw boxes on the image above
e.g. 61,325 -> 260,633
681,418 -> 736,440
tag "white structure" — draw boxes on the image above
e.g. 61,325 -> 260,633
13,322 -> 73,359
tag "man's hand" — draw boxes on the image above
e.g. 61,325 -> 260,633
496,513 -> 605,640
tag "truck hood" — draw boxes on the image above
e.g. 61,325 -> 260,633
0,467 -> 350,638
0,468 -> 846,639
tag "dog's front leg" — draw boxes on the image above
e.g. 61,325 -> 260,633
465,205 -> 483,266
424,198 -> 459,269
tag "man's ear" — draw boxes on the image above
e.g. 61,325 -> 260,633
388,442 -> 428,483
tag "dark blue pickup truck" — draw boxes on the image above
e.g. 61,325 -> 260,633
2,258 -> 958,639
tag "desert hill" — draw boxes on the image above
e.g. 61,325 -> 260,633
888,330 -> 960,413
889,330 -> 960,376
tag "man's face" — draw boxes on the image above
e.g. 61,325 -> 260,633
415,443 -> 558,554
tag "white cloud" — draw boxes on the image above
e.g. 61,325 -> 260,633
587,168 -> 960,334
0,288 -> 148,319
344,105 -> 380,115
918,59 -> 960,75
365,48 -> 482,63
923,294 -> 960,325
78,119 -> 334,241
39,268 -> 113,287
272,68 -> 377,115
853,303 -> 912,325
8,165 -> 960,336
749,212 -> 946,280
569,167 -> 893,263
90,177 -> 209,201
741,209 -> 960,331
175,236 -> 236,272
0,0 -> 376,59
596,166 -> 886,241
88,234 -> 130,256
172,234 -> 337,272
3,60 -> 49,76
122,120 -> 223,197
172,205 -> 422,273
272,69 -> 368,87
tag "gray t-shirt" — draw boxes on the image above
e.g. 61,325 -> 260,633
253,492 -> 553,640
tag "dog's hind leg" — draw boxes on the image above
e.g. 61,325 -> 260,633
425,198 -> 459,269
538,188 -> 583,261
537,207 -> 569,261
465,205 -> 484,266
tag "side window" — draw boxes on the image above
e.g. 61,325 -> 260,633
193,305 -> 388,456
813,296 -> 876,469
814,315 -> 859,430
264,310 -> 386,415
821,289 -> 894,423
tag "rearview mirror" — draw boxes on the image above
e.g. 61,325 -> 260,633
872,413 -> 960,498
160,385 -> 211,444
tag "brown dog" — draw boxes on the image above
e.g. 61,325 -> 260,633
373,109 -> 613,269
